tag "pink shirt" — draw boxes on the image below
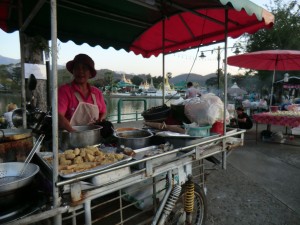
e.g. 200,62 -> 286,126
58,81 -> 106,121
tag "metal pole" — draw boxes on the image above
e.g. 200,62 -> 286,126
217,46 -> 221,93
269,69 -> 276,110
50,0 -> 61,224
222,8 -> 229,170
17,0 -> 27,128
162,18 -> 165,105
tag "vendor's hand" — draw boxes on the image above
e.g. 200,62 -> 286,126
88,117 -> 98,125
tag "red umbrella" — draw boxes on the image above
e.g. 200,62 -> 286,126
227,50 -> 300,71
0,0 -> 274,58
228,50 -> 300,106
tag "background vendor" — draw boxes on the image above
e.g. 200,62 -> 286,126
58,54 -> 107,132
230,107 -> 253,130
3,103 -> 17,128
185,81 -> 201,99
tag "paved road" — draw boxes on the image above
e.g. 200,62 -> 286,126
205,124 -> 300,225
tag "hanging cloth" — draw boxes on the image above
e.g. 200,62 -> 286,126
70,92 -> 99,126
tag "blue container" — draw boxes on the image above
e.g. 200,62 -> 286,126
187,125 -> 212,137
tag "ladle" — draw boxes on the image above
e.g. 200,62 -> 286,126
19,134 -> 45,177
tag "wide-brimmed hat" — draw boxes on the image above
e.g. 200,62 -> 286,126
66,54 -> 96,78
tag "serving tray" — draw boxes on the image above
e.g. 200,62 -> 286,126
37,151 -> 132,179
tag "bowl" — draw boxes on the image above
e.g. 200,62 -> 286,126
185,125 -> 212,137
114,129 -> 153,150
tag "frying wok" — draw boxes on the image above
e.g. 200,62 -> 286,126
0,162 -> 40,193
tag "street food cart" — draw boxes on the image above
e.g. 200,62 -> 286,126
1,127 -> 245,225
0,0 -> 274,224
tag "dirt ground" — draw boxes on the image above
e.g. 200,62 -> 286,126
205,124 -> 300,225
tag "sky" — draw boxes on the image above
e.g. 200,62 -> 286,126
0,0 -> 280,77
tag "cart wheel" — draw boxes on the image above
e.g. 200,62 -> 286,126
164,183 -> 207,225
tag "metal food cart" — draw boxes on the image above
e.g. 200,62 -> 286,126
0,0 -> 273,224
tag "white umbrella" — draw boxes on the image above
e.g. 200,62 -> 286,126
228,82 -> 247,96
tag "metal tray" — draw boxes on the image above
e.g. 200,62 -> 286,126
161,133 -> 220,149
132,145 -> 178,169
36,151 -> 132,179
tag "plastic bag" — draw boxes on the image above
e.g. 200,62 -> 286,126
121,174 -> 166,210
184,93 -> 229,125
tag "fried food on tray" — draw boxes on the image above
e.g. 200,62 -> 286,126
46,146 -> 125,175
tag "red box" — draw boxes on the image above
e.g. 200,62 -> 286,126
210,121 -> 224,135
270,106 -> 279,112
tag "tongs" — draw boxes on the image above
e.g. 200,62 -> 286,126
19,134 -> 45,177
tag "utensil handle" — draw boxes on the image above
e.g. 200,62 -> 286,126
0,129 -> 4,139
19,134 -> 45,176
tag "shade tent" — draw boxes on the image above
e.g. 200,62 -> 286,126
0,1 -> 274,223
0,0 -> 274,58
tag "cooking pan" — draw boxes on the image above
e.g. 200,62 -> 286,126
0,162 -> 40,193
0,128 -> 32,142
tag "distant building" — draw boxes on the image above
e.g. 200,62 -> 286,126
140,78 -> 157,93
139,80 -> 149,90
117,74 -> 136,91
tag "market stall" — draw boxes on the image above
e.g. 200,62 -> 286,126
253,111 -> 300,143
0,0 -> 274,224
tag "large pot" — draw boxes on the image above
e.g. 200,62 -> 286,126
0,128 -> 32,142
114,129 -> 153,150
59,125 -> 102,150
0,129 -> 33,162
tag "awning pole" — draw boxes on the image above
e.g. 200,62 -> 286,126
222,8 -> 229,170
162,18 -> 165,105
50,0 -> 61,224
17,0 -> 26,128
269,69 -> 276,109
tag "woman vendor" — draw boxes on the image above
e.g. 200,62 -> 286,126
58,54 -> 107,132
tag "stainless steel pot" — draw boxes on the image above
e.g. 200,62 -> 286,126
114,129 -> 153,150
0,162 -> 40,193
59,125 -> 102,150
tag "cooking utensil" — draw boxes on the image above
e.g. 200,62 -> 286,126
0,162 -> 40,193
19,134 -> 45,177
59,125 -> 102,150
11,109 -> 29,128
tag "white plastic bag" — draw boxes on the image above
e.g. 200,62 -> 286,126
121,174 -> 166,210
184,93 -> 229,125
